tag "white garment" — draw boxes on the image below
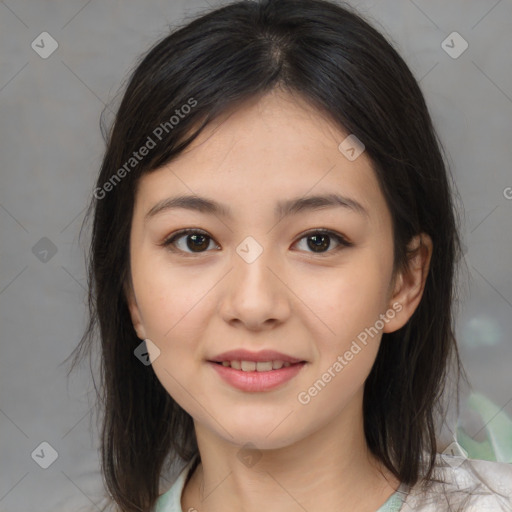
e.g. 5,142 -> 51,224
400,454 -> 512,511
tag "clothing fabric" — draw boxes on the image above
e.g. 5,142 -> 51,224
154,454 -> 512,512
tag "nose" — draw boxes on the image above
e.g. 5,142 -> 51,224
218,243 -> 291,331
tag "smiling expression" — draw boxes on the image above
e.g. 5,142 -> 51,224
125,89 -> 420,449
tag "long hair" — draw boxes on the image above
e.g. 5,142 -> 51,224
66,1 -> 466,510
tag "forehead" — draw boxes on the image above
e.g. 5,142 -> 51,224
134,90 -> 390,230
182,90 -> 352,168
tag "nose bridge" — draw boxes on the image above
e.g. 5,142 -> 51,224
219,233 -> 290,326
232,233 -> 277,293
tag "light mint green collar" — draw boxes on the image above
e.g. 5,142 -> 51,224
376,482 -> 409,511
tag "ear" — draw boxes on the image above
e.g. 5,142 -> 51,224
383,233 -> 433,333
124,277 -> 147,340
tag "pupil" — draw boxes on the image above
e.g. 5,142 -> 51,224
187,234 -> 208,252
308,234 -> 330,252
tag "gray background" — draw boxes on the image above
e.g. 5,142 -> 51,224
1,1 -> 511,510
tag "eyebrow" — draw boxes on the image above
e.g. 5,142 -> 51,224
144,193 -> 369,222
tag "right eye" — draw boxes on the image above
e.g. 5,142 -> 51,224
161,229 -> 220,255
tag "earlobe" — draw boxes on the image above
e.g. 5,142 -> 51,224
124,279 -> 147,340
383,233 -> 433,334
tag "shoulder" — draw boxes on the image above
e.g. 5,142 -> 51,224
403,454 -> 512,511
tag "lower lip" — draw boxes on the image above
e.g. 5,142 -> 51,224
208,361 -> 307,392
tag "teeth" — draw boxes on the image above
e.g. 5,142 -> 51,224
241,361 -> 256,371
256,361 -> 273,372
219,360 -> 296,371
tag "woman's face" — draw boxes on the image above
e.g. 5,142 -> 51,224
127,90 -> 425,449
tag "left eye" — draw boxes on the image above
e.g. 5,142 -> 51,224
161,229 -> 352,255
294,229 -> 353,254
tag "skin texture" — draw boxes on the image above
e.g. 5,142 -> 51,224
126,89 -> 433,512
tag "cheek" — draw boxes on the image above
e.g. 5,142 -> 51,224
292,266 -> 387,416
293,259 -> 391,349
133,260 -> 212,407
130,258 -> 222,406
132,253 -> 213,340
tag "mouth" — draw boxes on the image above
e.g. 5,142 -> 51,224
209,360 -> 305,371
207,360 -> 307,392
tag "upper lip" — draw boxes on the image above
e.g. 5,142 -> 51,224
208,349 -> 305,364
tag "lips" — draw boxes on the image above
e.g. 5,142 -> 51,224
208,359 -> 307,392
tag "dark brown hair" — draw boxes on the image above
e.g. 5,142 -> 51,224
67,0 -> 466,510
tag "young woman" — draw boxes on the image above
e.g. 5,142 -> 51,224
69,1 -> 512,511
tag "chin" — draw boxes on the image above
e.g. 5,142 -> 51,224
220,425 -> 303,452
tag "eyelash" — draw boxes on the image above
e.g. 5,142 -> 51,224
160,228 -> 353,257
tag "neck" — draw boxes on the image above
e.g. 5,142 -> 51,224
181,389 -> 400,512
